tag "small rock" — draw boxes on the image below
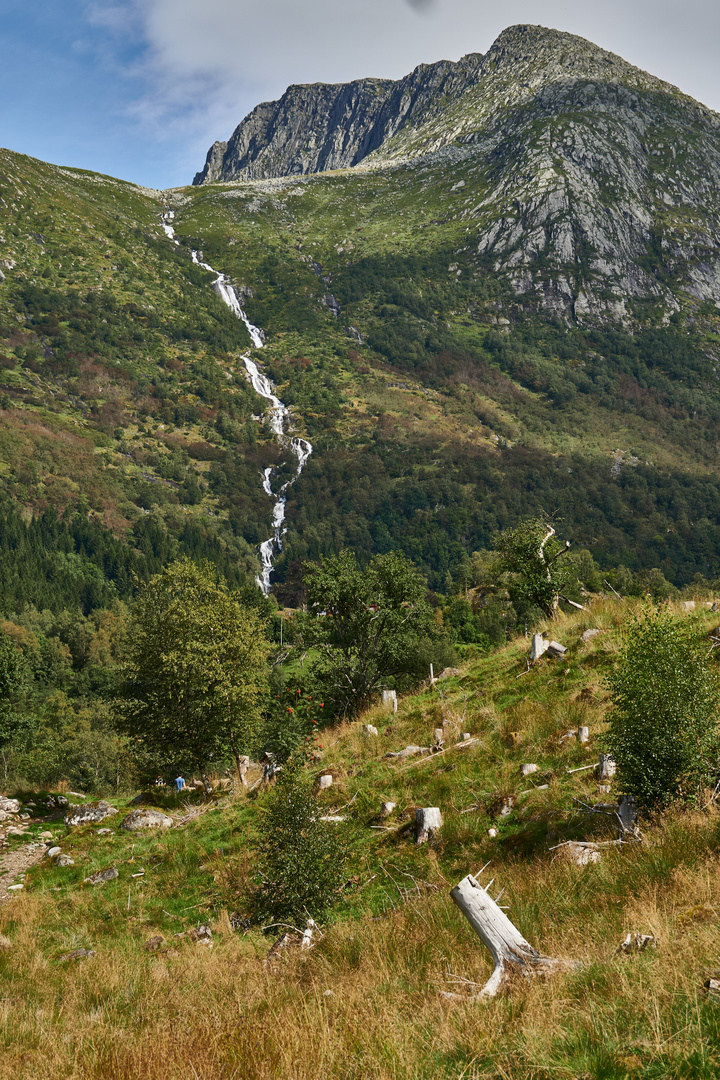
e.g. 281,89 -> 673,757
188,924 -> 212,946
18,813 -> 30,820
39,831 -> 53,839
0,798 -> 20,814
438,667 -> 461,679
581,629 -> 602,643
520,763 -> 539,776
7,827 -> 26,837
385,745 -> 429,759
83,867 -> 119,886
681,600 -> 696,612
380,801 -> 396,818
561,841 -> 601,867
56,854 -> 75,867
363,725 -> 378,736
58,948 -> 95,962
145,935 -> 166,951
0,935 -> 12,951
47,846 -> 62,858
318,774 -> 333,790
323,989 -> 334,997
7,883 -> 23,892
487,827 -> 498,838
492,795 -> 516,818
319,815 -> 345,822
705,977 -> 720,1001
96,828 -> 114,836
119,808 -> 173,831
460,732 -> 472,742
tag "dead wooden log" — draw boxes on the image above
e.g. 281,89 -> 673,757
415,807 -> 442,844
450,874 -> 569,998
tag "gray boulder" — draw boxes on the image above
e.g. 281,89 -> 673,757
64,801 -> 118,827
0,797 -> 20,814
84,867 -> 119,885
56,854 -> 75,867
119,808 -> 173,832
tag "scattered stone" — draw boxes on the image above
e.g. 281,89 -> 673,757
319,815 -> 345,822
56,796 -> 68,807
56,854 -> 75,867
487,827 -> 498,838
460,732 -> 472,742
47,846 -> 62,858
83,867 -> 119,886
704,977 -> 720,1001
363,725 -> 379,736
18,813 -> 30,821
581,629 -> 602,643
617,933 -> 656,954
385,745 -> 430,759
681,600 -> 696,612
380,801 -> 397,818
7,884 -> 23,892
188,924 -> 212,946
323,989 -> 334,998
39,831 -> 53,840
438,667 -> 461,679
96,828 -> 114,835
318,774 -> 333,790
0,798 -> 20,814
491,795 -> 517,818
7,827 -> 26,838
563,841 -> 601,867
65,802 -> 118,828
520,763 -> 539,776
58,948 -> 95,962
145,935 -> 166,951
120,808 -> 173,831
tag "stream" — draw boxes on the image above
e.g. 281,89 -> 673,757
162,211 -> 312,593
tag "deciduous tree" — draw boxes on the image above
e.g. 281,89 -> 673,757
120,558 -> 269,788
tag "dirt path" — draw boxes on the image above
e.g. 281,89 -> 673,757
0,837 -> 46,902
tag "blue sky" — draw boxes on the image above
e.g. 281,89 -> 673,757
3,0 -> 720,190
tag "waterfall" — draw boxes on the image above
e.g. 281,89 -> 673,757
161,211 -> 312,594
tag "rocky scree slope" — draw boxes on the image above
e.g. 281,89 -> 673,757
195,23 -> 720,324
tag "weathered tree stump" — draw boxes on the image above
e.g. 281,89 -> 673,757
618,794 -> 638,835
577,726 -> 590,745
597,753 -> 616,782
382,690 -> 398,713
415,807 -> 442,844
450,874 -> 568,997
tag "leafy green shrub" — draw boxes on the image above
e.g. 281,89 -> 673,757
606,609 -> 719,807
252,756 -> 346,926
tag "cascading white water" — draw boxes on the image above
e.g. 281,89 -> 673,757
161,211 -> 312,594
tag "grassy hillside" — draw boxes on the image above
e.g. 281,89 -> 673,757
1,143 -> 720,605
3,598 -> 720,1078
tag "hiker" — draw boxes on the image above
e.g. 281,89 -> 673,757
174,775 -> 186,792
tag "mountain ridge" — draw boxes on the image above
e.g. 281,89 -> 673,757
193,23 -> 702,186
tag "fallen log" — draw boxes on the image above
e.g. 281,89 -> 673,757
450,873 -> 570,998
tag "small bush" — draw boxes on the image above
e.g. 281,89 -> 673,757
606,609 -> 720,807
251,756 -> 346,926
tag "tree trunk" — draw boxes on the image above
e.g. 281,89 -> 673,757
450,874 -> 568,997
415,807 -> 442,844
200,768 -> 213,795
234,753 -> 250,788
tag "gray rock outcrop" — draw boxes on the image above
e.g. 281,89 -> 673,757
119,808 -> 173,831
64,802 -> 118,828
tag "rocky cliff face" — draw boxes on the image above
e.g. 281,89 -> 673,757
193,24 -> 720,322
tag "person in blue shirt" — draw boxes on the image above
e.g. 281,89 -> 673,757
174,775 -> 186,792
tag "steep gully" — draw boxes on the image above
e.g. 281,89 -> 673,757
161,212 -> 312,593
